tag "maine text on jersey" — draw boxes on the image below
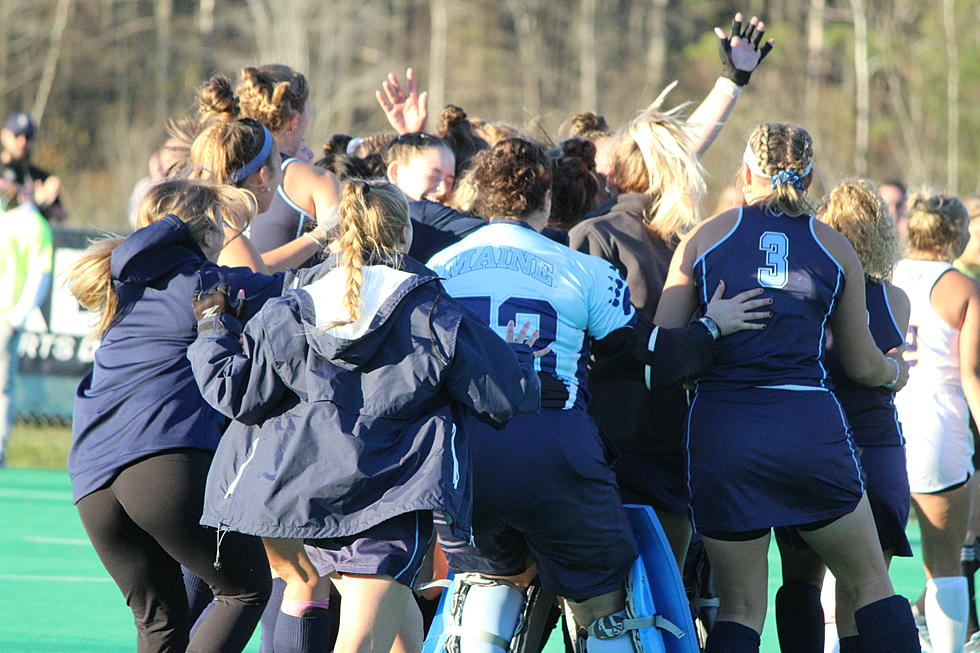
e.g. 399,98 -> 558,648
439,245 -> 556,287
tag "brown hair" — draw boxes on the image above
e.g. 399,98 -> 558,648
817,179 -> 899,281
329,180 -> 411,328
437,105 -> 489,177
906,191 -> 969,261
612,91 -> 705,241
569,111 -> 611,141
192,75 -> 275,189
383,132 -> 450,167
548,138 -> 600,230
471,138 -> 551,220
65,179 -> 255,337
236,64 -> 309,133
472,120 -> 524,147
746,122 -> 815,218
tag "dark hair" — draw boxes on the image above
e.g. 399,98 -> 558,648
569,111 -> 611,140
383,131 -> 450,167
438,105 -> 489,177
472,138 -> 551,220
315,136 -> 386,180
548,138 -> 600,230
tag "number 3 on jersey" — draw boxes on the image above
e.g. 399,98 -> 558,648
758,231 -> 789,289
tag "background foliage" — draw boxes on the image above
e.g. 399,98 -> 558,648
1,0 -> 977,230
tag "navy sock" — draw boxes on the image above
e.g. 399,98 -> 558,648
838,635 -> 861,653
259,577 -> 286,653
775,582 -> 824,653
182,566 -> 213,627
273,608 -> 334,653
705,620 -> 760,653
854,595 -> 920,653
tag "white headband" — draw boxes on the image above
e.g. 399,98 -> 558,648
742,142 -> 813,186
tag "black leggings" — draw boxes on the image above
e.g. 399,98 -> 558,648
77,449 -> 271,653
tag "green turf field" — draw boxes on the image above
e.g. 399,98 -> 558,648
0,466 -> 929,652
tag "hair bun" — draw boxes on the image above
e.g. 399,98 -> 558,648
570,112 -> 609,136
199,74 -> 239,121
560,138 -> 596,169
441,104 -> 468,126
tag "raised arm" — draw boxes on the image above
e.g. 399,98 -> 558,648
687,12 -> 775,156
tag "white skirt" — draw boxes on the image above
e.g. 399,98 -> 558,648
896,384 -> 973,493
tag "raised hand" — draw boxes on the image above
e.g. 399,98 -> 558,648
505,320 -> 552,359
375,67 -> 429,135
714,12 -> 775,86
703,281 -> 772,336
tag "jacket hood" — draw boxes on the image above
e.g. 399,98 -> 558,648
292,255 -> 442,370
111,214 -> 206,284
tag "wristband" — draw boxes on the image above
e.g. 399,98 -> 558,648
304,230 -> 328,249
697,316 -> 721,340
882,357 -> 901,390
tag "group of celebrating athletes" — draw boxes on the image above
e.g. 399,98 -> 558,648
60,8 -> 980,653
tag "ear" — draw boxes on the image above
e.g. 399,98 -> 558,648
386,161 -> 400,184
802,172 -> 814,191
742,163 -> 753,188
287,112 -> 302,133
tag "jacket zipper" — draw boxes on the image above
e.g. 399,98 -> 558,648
449,422 -> 460,489
224,437 -> 261,499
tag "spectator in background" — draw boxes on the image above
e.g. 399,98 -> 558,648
879,180 -> 907,245
0,113 -> 66,223
127,135 -> 189,229
0,179 -> 53,466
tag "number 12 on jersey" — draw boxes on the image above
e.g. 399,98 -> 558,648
458,296 -> 558,375
758,231 -> 789,289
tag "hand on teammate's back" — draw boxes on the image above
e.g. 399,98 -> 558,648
703,280 -> 772,336
505,320 -> 552,359
715,12 -> 775,86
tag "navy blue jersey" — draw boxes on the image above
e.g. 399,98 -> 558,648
826,278 -> 904,446
693,205 -> 844,391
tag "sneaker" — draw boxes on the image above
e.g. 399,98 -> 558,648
911,603 -> 932,652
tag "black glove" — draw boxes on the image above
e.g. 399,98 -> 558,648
718,15 -> 774,87
192,283 -> 244,322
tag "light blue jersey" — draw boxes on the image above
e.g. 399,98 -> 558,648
428,221 -> 635,410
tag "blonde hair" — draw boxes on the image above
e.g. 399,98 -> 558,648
906,191 -> 969,261
612,84 -> 705,241
817,179 -> 899,281
65,179 -> 256,338
329,180 -> 410,328
747,122 -> 815,218
236,64 -> 309,134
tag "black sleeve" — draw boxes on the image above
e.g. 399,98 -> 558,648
592,319 -> 715,389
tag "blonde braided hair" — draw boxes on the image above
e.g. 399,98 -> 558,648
328,180 -> 410,328
747,122 -> 814,217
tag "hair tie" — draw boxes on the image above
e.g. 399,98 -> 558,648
345,137 -> 363,157
771,170 -> 803,189
229,124 -> 273,184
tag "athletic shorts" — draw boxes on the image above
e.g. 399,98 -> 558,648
305,511 -> 433,588
897,386 -> 974,493
774,444 -> 912,557
614,449 -> 690,516
687,387 -> 864,534
436,409 -> 636,603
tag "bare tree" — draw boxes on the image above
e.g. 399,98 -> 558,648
32,0 -> 72,126
428,0 -> 449,114
577,0 -> 597,112
645,0 -> 668,95
849,0 -> 870,175
943,0 -> 959,193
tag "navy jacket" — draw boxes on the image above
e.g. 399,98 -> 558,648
188,255 -> 540,540
69,215 -> 283,503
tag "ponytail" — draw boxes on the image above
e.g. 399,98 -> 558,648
63,237 -> 125,338
746,122 -> 815,218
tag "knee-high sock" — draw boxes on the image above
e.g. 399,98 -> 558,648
705,621 -> 760,653
273,608 -> 333,653
854,595 -> 921,653
925,576 -> 968,653
837,636 -> 860,653
963,541 -> 979,635
775,582 -> 824,653
259,577 -> 285,653
458,581 -> 525,653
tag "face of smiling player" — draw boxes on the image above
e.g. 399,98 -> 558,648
388,145 -> 456,204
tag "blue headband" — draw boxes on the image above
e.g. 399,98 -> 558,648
229,125 -> 273,184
